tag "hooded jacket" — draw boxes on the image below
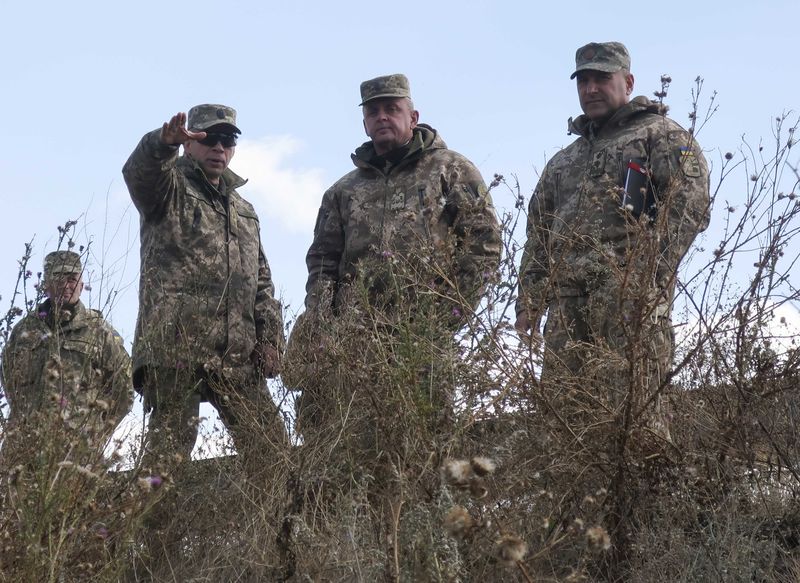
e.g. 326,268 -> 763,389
305,124 -> 501,313
123,130 -> 284,387
517,96 -> 710,313
1,299 -> 132,430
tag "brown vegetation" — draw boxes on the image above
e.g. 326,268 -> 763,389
1,96 -> 799,582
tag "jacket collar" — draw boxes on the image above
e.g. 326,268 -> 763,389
351,123 -> 445,172
567,96 -> 667,139
178,155 -> 248,192
39,298 -> 86,327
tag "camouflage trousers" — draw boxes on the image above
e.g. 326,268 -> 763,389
136,366 -> 289,574
540,293 -> 674,444
140,365 -> 287,478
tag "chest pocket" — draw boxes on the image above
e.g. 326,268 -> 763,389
61,337 -> 100,373
5,333 -> 48,387
62,338 -> 95,354
186,189 -> 224,235
236,206 -> 260,232
233,205 -> 261,273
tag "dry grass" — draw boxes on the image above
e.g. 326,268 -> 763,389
1,100 -> 799,582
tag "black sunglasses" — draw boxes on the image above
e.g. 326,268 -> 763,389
197,132 -> 238,148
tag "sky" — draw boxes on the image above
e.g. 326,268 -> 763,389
1,0 -> 798,456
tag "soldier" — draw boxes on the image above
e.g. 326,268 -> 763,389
1,250 -> 132,450
122,104 -> 286,475
303,74 -> 501,314
282,74 -> 501,580
287,73 -> 501,438
515,42 -> 710,440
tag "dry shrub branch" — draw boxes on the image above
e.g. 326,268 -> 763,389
2,96 -> 800,583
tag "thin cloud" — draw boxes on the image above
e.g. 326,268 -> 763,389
234,136 -> 326,233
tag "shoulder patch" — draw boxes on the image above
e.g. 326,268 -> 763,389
460,182 -> 487,199
678,146 -> 702,178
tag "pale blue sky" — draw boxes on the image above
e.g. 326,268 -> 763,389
1,1 -> 798,452
2,0 -> 798,334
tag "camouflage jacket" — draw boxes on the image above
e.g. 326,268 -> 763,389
517,96 -> 710,314
304,124 -> 501,313
122,130 -> 284,386
0,300 -> 132,429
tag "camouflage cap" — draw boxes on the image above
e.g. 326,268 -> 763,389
570,42 -> 631,79
187,104 -> 241,134
43,250 -> 82,280
359,74 -> 411,106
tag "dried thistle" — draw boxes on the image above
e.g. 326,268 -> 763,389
469,477 -> 489,499
495,534 -> 528,566
470,456 -> 496,476
566,568 -> 589,582
443,459 -> 472,488
444,505 -> 474,540
586,525 -> 612,551
137,474 -> 164,492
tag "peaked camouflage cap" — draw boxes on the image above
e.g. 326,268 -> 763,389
43,250 -> 82,280
570,42 -> 631,79
188,104 -> 241,134
359,74 -> 411,106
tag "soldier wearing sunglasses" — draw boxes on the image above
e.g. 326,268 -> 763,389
122,105 -> 286,490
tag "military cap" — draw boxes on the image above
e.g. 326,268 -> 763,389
43,250 -> 82,280
187,104 -> 241,134
570,42 -> 631,79
359,74 -> 411,106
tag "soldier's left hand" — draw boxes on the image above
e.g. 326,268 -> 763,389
252,341 -> 282,379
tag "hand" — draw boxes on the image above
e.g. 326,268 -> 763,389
515,311 -> 544,350
515,312 -> 532,339
142,388 -> 155,414
159,112 -> 207,146
252,341 -> 282,379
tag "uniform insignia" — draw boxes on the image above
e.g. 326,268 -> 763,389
590,149 -> 606,176
465,182 -> 488,199
389,190 -> 406,210
679,147 -> 702,177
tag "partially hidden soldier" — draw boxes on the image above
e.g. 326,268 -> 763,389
515,42 -> 710,444
1,250 -> 132,460
122,105 -> 286,481
286,74 -> 501,439
283,73 -> 501,581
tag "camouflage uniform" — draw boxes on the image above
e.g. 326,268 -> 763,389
290,75 -> 501,441
1,252 -> 131,446
517,49 -> 709,439
305,122 -> 501,313
2,300 -> 131,427
122,105 -> 285,466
